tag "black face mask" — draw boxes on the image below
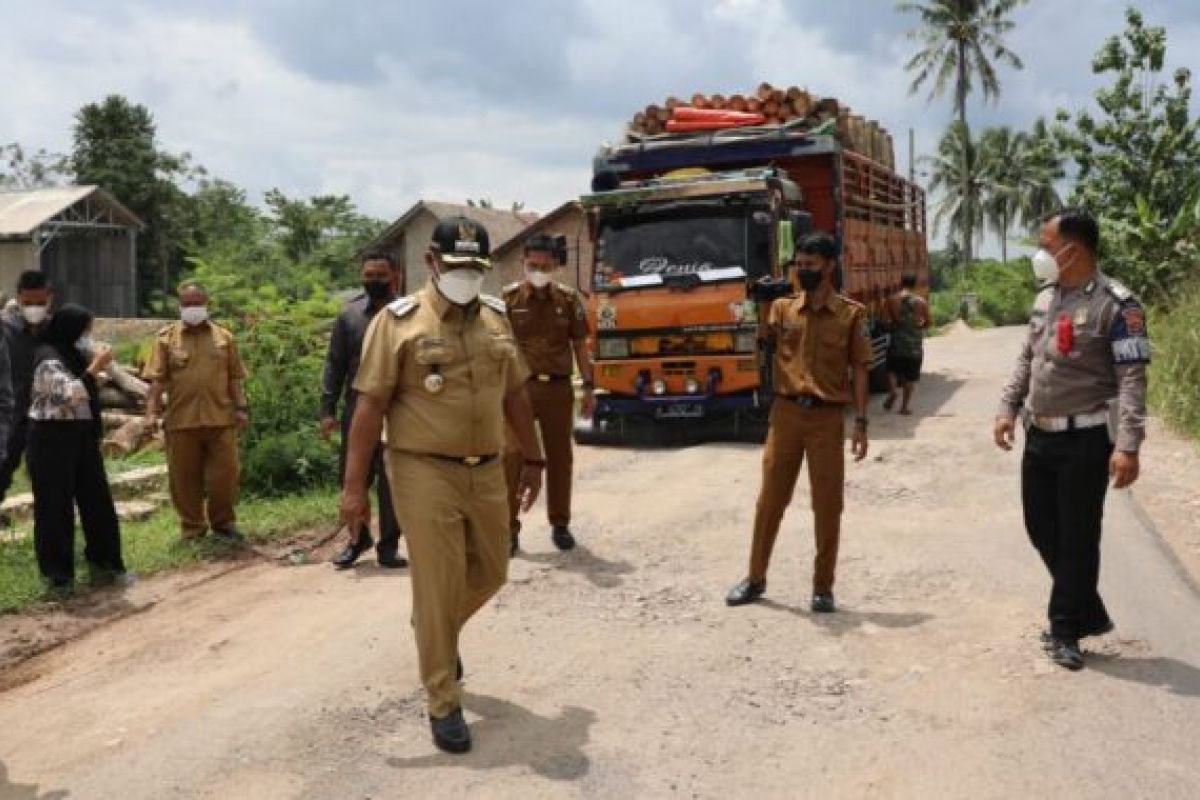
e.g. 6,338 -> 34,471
363,280 -> 392,302
796,269 -> 823,292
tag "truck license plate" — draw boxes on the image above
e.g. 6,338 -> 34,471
655,403 -> 705,419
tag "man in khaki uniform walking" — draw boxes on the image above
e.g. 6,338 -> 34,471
341,216 -> 544,754
145,283 -> 249,542
502,234 -> 595,553
727,232 -> 871,613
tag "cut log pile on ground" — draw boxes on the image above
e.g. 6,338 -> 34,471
95,362 -> 160,457
628,82 -> 896,168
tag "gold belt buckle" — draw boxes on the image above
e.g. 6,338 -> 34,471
536,374 -> 551,383
463,455 -> 482,466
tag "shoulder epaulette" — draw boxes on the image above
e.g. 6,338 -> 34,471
1104,278 -> 1135,303
387,295 -> 420,319
554,281 -> 578,296
155,323 -> 175,336
479,294 -> 506,314
502,281 -> 521,296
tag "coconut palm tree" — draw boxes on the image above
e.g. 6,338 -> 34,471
898,0 -> 1027,267
979,121 -> 1065,262
926,122 -> 987,267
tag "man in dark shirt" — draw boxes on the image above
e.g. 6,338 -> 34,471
320,251 -> 406,568
0,271 -> 48,510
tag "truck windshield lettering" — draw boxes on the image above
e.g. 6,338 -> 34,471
595,212 -> 767,288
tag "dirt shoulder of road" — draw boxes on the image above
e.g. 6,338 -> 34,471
1131,417 -> 1200,590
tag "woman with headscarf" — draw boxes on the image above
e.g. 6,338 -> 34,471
27,303 -> 126,594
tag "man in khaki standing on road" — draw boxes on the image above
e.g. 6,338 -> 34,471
341,216 -> 544,754
727,233 -> 871,613
146,283 -> 250,543
502,234 -> 595,554
995,208 -> 1149,672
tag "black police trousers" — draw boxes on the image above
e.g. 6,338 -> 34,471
339,408 -> 401,556
27,422 -> 125,585
1021,424 -> 1114,640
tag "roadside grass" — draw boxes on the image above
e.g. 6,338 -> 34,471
5,448 -> 167,497
1149,284 -> 1200,441
0,486 -> 338,614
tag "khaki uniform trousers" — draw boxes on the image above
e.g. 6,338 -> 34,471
166,426 -> 240,538
748,401 -> 845,594
387,451 -> 510,718
504,379 -> 575,530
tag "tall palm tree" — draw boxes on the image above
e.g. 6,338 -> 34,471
1015,117 -> 1065,228
926,122 -> 987,268
979,126 -> 1026,263
898,0 -> 1027,268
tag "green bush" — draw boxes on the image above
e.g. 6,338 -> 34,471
1149,283 -> 1200,440
931,257 -> 1038,329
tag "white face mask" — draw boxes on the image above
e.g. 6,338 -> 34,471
526,269 -> 553,289
76,335 -> 94,354
181,306 -> 209,326
20,304 -> 48,326
436,268 -> 485,305
1031,245 -> 1071,286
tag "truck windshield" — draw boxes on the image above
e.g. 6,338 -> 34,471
595,209 -> 769,288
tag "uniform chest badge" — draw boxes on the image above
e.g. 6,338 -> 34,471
1072,306 -> 1089,328
424,372 -> 445,394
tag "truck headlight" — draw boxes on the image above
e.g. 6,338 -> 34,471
651,379 -> 667,396
597,338 -> 629,359
734,331 -> 758,353
684,377 -> 701,394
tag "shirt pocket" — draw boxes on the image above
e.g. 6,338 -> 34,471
481,334 -> 517,386
817,323 -> 850,380
169,348 -> 191,370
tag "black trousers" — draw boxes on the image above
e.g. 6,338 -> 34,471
1021,425 -> 1114,639
27,422 -> 125,584
339,409 -> 401,556
0,418 -> 28,503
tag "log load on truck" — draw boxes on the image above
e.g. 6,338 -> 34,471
575,86 -> 928,446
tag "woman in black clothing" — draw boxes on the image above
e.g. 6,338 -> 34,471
27,303 -> 127,593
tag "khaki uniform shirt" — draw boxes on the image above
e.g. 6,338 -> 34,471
502,281 -> 588,377
767,288 -> 872,403
145,321 -> 247,431
354,285 -> 528,458
998,271 -> 1149,452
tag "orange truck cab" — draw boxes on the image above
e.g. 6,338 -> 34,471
576,129 -> 927,445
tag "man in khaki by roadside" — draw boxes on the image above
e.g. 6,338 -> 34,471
502,233 -> 595,554
727,232 -> 871,613
145,283 -> 249,543
341,216 -> 544,755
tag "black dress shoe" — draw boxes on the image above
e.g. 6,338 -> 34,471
376,551 -> 408,569
211,526 -> 246,544
332,531 -> 375,569
510,531 -> 520,557
551,525 -> 576,551
1040,619 -> 1114,646
726,578 -> 766,607
811,592 -> 836,613
1048,637 -> 1085,671
430,708 -> 471,754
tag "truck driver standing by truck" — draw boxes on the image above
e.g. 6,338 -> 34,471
726,232 -> 871,613
503,234 -> 595,554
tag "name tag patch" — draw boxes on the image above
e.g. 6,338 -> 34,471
1112,337 -> 1150,363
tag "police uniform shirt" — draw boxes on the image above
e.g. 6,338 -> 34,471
768,288 -> 872,403
145,321 -> 248,431
353,284 -> 529,458
998,271 -> 1149,452
502,281 -> 588,377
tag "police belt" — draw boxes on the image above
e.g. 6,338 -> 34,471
777,394 -> 842,409
402,451 -> 499,467
1023,408 -> 1109,433
529,373 -> 572,383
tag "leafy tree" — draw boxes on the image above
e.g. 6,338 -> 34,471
898,0 -> 1027,267
264,189 -> 384,286
0,143 -> 68,188
979,123 -> 1062,262
70,95 -> 204,311
926,121 -> 986,269
1053,7 -> 1200,302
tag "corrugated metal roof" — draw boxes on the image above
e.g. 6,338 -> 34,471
0,185 -> 143,237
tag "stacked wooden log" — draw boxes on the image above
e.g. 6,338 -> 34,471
626,82 -> 896,169
96,362 -> 162,457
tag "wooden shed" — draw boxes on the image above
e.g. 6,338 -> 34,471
0,186 -> 143,317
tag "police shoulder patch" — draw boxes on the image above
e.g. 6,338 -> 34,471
387,296 -> 420,319
479,294 -> 507,315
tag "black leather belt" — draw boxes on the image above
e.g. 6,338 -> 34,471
406,452 -> 499,467
530,373 -> 572,383
778,394 -> 840,408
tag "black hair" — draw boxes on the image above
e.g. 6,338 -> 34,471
798,232 -> 838,261
524,234 -> 558,254
361,249 -> 397,269
17,270 -> 48,292
901,273 -> 918,289
1045,207 -> 1100,254
177,281 -> 208,297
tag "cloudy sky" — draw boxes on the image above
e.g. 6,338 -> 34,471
2,0 -> 1198,251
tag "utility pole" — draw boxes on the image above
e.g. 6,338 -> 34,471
909,128 -> 916,184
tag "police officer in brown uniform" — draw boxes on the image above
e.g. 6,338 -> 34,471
995,208 -> 1149,671
341,216 -> 544,754
502,234 -> 595,553
145,283 -> 249,542
727,232 -> 871,613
